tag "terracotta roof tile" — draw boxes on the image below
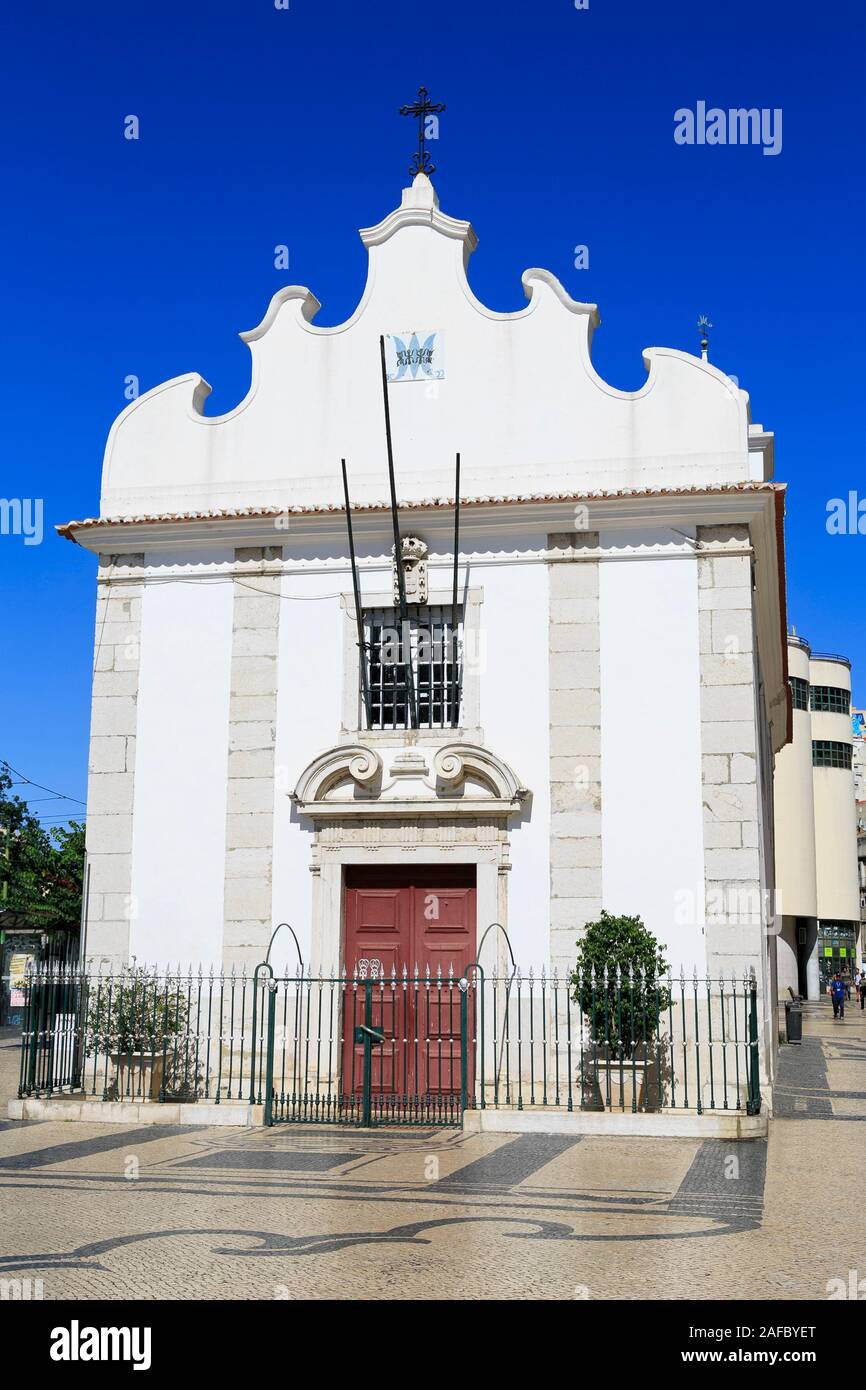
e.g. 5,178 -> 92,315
57,481 -> 785,540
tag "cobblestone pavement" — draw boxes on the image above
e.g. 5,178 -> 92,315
1,1002 -> 864,1301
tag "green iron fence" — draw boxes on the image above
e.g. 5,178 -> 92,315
465,964 -> 762,1116
17,961 -> 762,1122
17,964 -> 268,1105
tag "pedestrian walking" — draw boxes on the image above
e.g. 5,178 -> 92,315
830,972 -> 846,1020
859,974 -> 866,1011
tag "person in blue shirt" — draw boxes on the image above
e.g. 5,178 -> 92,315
829,973 -> 846,1020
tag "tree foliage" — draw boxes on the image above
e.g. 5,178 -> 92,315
0,764 -> 85,933
572,910 -> 671,981
570,910 -> 672,1058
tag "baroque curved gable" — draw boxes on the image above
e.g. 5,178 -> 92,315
97,173 -> 759,521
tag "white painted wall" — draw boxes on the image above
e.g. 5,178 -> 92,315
475,557 -> 550,969
271,569 -> 346,968
599,536 -> 706,972
87,98 -> 783,975
82,175 -> 784,986
129,552 -> 234,968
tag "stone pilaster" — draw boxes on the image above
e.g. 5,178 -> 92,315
547,533 -> 602,972
83,554 -> 144,964
222,547 -> 282,972
697,524 -> 764,979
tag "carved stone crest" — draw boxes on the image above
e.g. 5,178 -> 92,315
393,535 -> 428,604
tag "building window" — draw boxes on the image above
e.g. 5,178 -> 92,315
810,685 -> 850,714
789,677 -> 809,711
812,740 -> 853,769
365,605 -> 461,730
817,922 -> 857,987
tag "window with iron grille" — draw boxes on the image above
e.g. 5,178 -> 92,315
364,605 -> 462,730
812,740 -> 853,769
789,677 -> 809,711
810,685 -> 850,714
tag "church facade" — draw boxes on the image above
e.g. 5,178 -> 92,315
62,172 -> 789,1059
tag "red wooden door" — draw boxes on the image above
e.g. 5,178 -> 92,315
342,865 -> 476,1107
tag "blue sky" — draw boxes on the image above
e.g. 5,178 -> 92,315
1,0 -> 863,824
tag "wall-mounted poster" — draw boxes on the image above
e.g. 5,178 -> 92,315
384,331 -> 444,382
1,942 -> 38,1026
9,952 -> 34,1007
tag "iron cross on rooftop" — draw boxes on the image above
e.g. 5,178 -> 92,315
399,85 -> 445,177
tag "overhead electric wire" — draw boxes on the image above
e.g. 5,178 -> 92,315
2,762 -> 86,805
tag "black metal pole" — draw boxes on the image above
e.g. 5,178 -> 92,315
341,458 -> 373,729
450,452 -> 461,727
379,335 -> 417,729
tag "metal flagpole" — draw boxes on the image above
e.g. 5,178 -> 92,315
450,452 -> 461,727
341,458 -> 373,730
378,334 -> 417,729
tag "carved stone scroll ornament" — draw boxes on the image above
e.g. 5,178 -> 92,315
346,747 -> 382,788
293,744 -> 384,805
292,742 -> 526,820
433,746 -> 464,789
432,744 -> 526,803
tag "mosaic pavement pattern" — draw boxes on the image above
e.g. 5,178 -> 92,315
0,1002 -> 864,1300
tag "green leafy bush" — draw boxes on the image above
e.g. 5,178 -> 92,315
570,911 -> 672,1060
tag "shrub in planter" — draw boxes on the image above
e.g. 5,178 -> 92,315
86,965 -> 205,1101
570,911 -> 672,1055
570,911 -> 672,1109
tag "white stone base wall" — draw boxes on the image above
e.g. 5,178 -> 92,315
223,547 -> 282,971
697,524 -> 765,984
547,533 -> 602,973
83,554 -> 144,964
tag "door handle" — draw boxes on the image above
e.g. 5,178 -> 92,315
354,1024 -> 385,1046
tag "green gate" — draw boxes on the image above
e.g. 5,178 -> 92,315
254,966 -> 470,1127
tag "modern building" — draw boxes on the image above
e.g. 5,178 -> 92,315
774,635 -> 861,997
59,165 -> 788,1099
854,708 -> 866,934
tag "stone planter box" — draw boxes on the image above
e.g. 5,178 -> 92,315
109,1051 -> 166,1102
581,1047 -> 664,1112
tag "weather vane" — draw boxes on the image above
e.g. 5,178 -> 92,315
697,314 -> 713,360
399,85 -> 445,177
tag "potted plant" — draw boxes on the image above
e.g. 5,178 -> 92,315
86,965 -> 204,1102
570,912 -> 672,1112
